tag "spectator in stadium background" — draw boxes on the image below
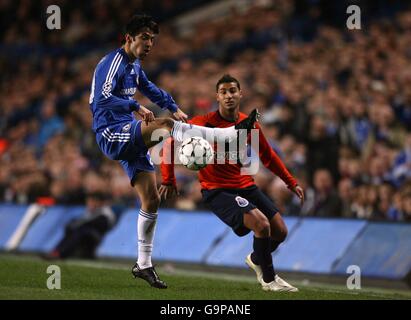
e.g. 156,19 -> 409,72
364,104 -> 407,156
337,147 -> 361,183
347,158 -> 364,186
45,191 -> 120,260
391,131 -> 411,187
401,192 -> 411,222
37,95 -> 65,150
305,115 -> 339,185
367,157 -> 391,186
376,183 -> 395,220
279,135 -> 306,174
350,185 -> 371,219
365,185 -> 380,220
63,110 -> 84,142
339,100 -> 372,152
266,177 -> 301,216
0,144 -> 48,204
337,178 -> 355,218
351,184 -> 380,220
387,191 -> 404,221
302,169 -> 342,217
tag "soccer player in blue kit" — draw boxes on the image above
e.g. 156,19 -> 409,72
89,14 -> 258,288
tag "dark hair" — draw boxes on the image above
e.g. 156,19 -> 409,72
125,14 -> 159,37
216,74 -> 241,92
87,191 -> 109,201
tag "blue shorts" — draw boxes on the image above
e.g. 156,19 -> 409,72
201,185 -> 279,237
96,120 -> 154,185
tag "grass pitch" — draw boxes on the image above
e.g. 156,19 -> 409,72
0,254 -> 410,300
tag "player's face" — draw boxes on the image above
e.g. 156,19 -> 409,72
126,29 -> 156,60
216,82 -> 242,111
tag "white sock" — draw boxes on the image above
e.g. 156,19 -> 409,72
137,209 -> 158,269
171,121 -> 237,143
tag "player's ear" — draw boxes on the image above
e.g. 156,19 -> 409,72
125,33 -> 132,43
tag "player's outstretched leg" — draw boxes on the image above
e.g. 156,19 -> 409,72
139,108 -> 259,149
235,108 -> 260,132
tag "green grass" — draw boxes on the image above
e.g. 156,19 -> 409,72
0,254 -> 410,300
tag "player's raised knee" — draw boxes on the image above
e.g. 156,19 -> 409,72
155,118 -> 174,130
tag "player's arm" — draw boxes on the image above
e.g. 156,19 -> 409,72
92,55 -> 140,113
137,69 -> 188,122
255,123 -> 305,205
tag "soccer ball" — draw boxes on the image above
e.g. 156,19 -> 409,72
178,136 -> 214,171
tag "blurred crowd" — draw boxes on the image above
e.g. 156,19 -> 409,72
0,0 -> 410,222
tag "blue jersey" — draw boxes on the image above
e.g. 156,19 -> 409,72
89,47 -> 178,133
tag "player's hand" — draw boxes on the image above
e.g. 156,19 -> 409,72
172,108 -> 188,123
291,185 -> 305,206
137,105 -> 155,125
159,184 -> 179,200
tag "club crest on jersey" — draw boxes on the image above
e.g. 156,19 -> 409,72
122,123 -> 131,132
235,196 -> 249,208
103,82 -> 112,92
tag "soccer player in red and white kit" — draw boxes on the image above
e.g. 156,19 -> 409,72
159,74 -> 305,292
